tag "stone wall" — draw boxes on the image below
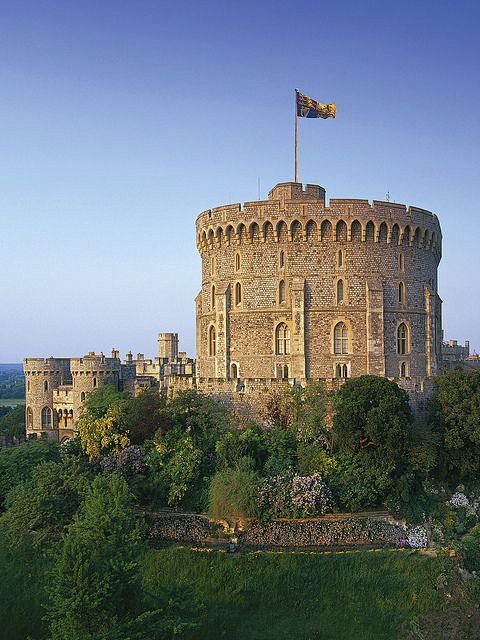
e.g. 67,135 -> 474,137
194,181 -> 442,414
148,512 -> 406,548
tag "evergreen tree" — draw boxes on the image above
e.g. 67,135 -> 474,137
47,473 -> 145,640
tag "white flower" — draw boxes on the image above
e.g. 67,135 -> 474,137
407,525 -> 428,548
449,492 -> 470,508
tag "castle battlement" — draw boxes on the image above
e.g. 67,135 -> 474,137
196,183 -> 441,264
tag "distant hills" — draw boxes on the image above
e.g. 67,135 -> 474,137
0,364 -> 23,373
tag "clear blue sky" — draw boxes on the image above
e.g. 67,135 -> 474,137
1,0 -> 479,361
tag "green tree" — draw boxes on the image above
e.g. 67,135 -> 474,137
159,390 -> 230,445
1,457 -> 91,550
47,473 -> 145,640
332,376 -> 413,470
0,439 -> 60,509
215,422 -> 268,471
428,370 -> 480,486
0,404 -> 25,439
328,451 -> 393,512
288,382 -> 330,445
127,389 -> 167,443
150,428 -> 203,507
81,385 -> 131,420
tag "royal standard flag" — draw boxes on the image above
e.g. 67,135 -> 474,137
296,91 -> 336,119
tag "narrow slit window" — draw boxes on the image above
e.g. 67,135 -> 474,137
235,282 -> 242,305
279,279 -> 286,304
209,326 -> 216,356
337,279 -> 344,304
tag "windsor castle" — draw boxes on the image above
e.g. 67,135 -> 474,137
25,180 -> 443,439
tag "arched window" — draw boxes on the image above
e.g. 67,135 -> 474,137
275,323 -> 291,355
209,325 -> 216,356
44,380 -> 48,392
93,377 -> 97,388
80,392 -> 86,402
337,279 -> 344,304
399,254 -> 405,271
338,249 -> 343,268
279,250 -> 285,268
211,284 -> 216,309
235,282 -> 242,305
398,282 -> 405,304
26,406 -> 33,428
397,323 -> 408,355
400,361 -> 407,378
335,364 -> 348,378
279,279 -> 286,304
41,406 -> 51,429
334,322 -> 349,354
235,253 -> 241,272
231,363 -> 238,379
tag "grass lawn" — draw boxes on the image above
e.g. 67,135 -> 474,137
0,399 -> 24,408
141,547 -> 459,640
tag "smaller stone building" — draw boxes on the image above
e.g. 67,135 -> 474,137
23,333 -> 195,441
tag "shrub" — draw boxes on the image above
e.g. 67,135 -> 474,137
0,440 -> 60,509
328,452 -> 393,512
1,458 -> 91,551
460,524 -> 480,572
208,466 -> 260,519
257,473 -> 334,518
101,445 -> 147,477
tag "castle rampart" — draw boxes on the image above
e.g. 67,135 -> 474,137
195,181 -> 442,409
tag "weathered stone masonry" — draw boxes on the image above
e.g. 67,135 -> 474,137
195,181 -> 442,412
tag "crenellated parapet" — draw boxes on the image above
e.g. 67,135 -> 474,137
196,182 -> 441,263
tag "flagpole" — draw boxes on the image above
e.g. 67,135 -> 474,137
294,89 -> 298,182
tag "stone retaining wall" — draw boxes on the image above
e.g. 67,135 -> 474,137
148,512 -> 405,548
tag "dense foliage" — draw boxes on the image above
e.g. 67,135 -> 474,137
428,370 -> 480,487
0,404 -> 25,440
47,473 -> 145,640
0,439 -> 60,508
1,457 -> 91,550
0,372 -> 480,639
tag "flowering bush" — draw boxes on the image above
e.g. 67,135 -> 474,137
406,525 -> 428,548
449,492 -> 470,508
290,474 -> 333,517
100,446 -> 147,477
117,446 -> 147,475
257,473 -> 334,518
243,517 -> 405,548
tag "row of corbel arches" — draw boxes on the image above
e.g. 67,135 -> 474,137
198,219 -> 439,251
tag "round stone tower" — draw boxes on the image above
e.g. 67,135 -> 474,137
195,182 -> 442,396
23,358 -> 71,438
69,353 -> 121,418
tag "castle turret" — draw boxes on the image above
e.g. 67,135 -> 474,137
158,332 -> 179,361
23,358 -> 71,439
